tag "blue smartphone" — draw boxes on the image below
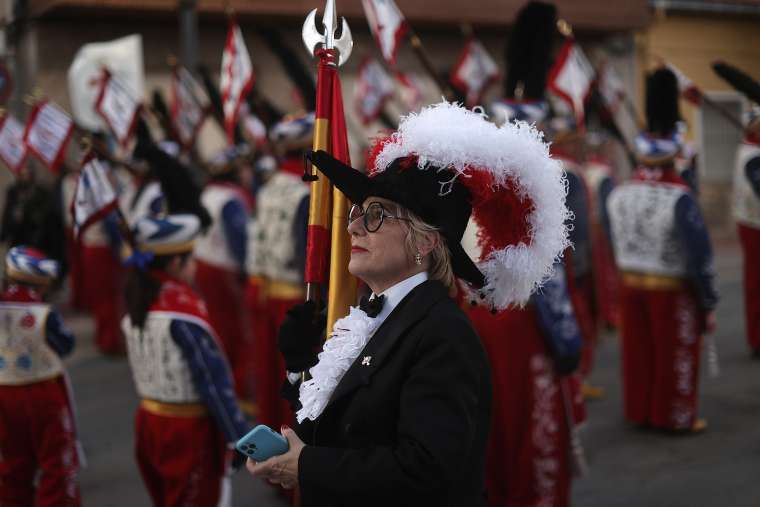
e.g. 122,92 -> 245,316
235,425 -> 289,462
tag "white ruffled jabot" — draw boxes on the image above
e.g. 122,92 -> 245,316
296,306 -> 382,423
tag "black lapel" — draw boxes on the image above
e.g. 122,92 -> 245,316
325,280 -> 448,408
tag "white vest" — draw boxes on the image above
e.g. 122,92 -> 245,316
256,172 -> 310,284
732,142 -> 760,229
122,312 -> 203,403
246,217 -> 264,277
0,303 -> 61,385
195,184 -> 246,271
607,181 -> 689,277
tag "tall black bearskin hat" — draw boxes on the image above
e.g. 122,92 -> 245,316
504,1 -> 558,101
645,67 -> 681,137
712,61 -> 760,131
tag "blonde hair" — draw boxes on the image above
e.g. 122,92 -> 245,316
393,205 -> 457,292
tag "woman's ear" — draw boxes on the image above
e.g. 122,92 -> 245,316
415,230 -> 439,257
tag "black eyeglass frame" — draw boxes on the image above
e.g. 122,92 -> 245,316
348,202 -> 412,233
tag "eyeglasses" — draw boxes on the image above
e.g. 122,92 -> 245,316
348,202 -> 411,233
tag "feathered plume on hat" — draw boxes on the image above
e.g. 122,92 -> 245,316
712,61 -> 760,130
504,1 -> 558,101
646,67 -> 681,137
491,1 -> 557,126
370,102 -> 571,309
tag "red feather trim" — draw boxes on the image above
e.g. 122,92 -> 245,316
462,168 -> 535,260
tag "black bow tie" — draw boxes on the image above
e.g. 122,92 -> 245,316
359,294 -> 386,318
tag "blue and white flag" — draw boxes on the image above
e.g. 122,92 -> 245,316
72,153 -> 118,238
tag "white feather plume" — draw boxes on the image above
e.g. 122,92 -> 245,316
373,101 -> 571,309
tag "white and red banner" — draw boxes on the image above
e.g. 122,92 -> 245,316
171,66 -> 209,150
95,68 -> 142,147
23,100 -> 74,173
664,62 -> 703,106
0,114 -> 28,176
67,34 -> 144,133
548,40 -> 595,125
450,38 -> 499,107
71,153 -> 118,237
220,19 -> 255,144
354,57 -> 396,125
362,0 -> 409,68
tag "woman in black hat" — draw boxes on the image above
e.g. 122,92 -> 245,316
246,102 -> 570,507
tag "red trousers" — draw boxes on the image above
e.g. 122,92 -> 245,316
738,223 -> 760,350
591,224 -> 620,329
620,284 -> 702,430
194,261 -> 254,404
468,305 -> 573,507
81,245 -> 125,354
135,407 -> 226,507
0,376 -> 81,507
252,294 -> 300,431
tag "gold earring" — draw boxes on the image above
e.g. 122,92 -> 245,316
414,252 -> 423,265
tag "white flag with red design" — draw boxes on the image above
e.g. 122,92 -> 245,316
664,62 -> 703,106
0,114 -> 29,176
362,0 -> 409,67
72,153 -> 118,237
396,71 -> 423,112
95,68 -> 142,147
220,19 -> 255,144
450,38 -> 499,107
171,66 -> 209,150
355,58 -> 396,125
23,100 -> 74,173
547,40 -> 595,124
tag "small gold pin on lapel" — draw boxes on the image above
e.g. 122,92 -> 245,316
361,356 -> 372,366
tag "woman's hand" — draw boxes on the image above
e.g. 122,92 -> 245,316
246,427 -> 305,490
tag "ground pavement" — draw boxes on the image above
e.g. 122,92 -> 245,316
62,236 -> 758,506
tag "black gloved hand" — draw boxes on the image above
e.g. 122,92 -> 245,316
277,300 -> 326,373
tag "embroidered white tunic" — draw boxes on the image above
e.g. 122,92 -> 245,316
0,303 -> 59,385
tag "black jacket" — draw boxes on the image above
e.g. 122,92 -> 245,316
292,280 -> 492,507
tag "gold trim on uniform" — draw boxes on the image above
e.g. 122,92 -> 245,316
237,399 -> 258,418
621,272 -> 685,290
140,399 -> 208,417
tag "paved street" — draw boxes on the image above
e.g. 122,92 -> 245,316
61,234 -> 758,507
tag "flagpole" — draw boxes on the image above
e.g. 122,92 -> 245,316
303,0 -> 357,336
408,30 -> 455,100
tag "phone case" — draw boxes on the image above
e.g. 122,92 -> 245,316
235,425 -> 289,462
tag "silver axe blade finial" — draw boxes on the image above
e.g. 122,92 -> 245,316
302,0 -> 353,66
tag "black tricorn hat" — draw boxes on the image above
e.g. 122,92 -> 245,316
305,149 -> 486,288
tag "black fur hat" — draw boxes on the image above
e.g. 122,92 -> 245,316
645,68 -> 681,137
504,1 -> 558,101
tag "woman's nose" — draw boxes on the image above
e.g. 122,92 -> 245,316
347,216 -> 366,236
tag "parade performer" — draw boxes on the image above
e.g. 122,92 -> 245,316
713,61 -> 760,357
582,132 -> 621,329
247,100 -> 570,506
546,102 -> 600,396
249,113 -> 313,431
122,214 -> 250,506
607,67 -> 718,432
0,246 -> 81,506
60,166 -> 86,310
78,184 -> 126,355
193,146 -> 254,410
